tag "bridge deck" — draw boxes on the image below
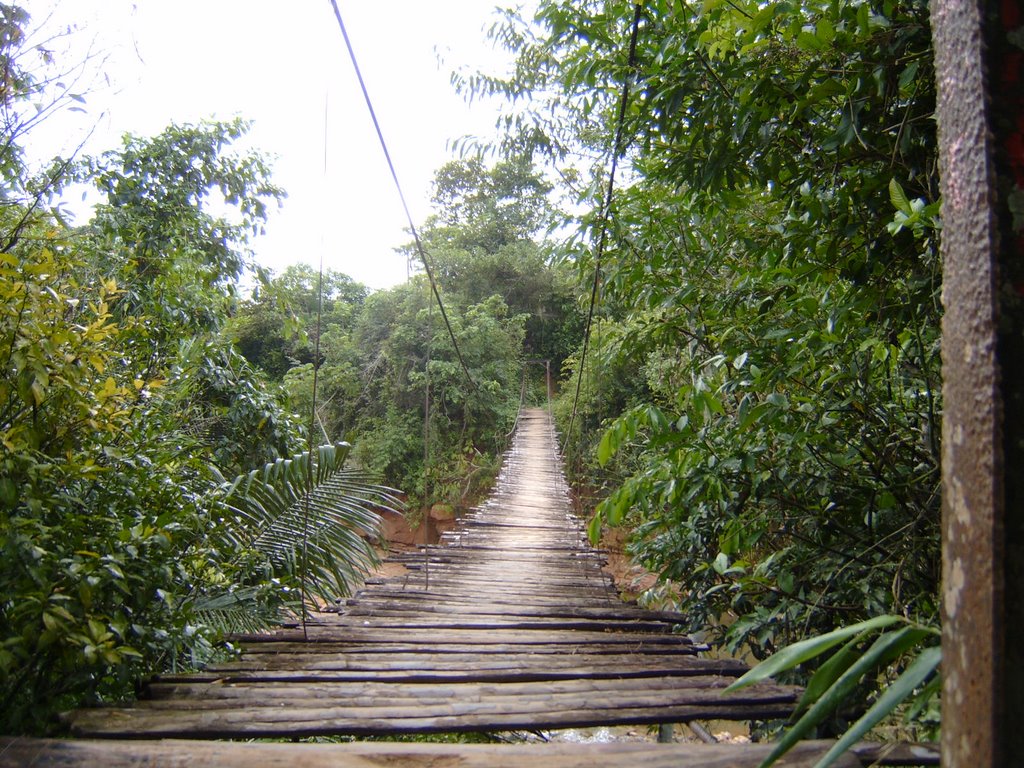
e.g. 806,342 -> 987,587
1,737 -> 942,767
65,408 -> 799,739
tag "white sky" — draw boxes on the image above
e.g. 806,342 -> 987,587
25,0 -> 524,289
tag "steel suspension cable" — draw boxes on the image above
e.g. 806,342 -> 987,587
565,4 -> 643,451
327,0 -> 477,391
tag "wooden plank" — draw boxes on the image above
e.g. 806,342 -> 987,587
377,572 -> 615,588
149,662 -> 749,685
225,648 -> 705,665
339,593 -> 651,612
0,737 -> 868,768
258,627 -> 703,646
327,617 -> 677,633
142,674 -> 778,703
134,679 -> 797,714
339,602 -> 688,624
234,640 -> 698,656
198,654 -> 736,676
66,695 -> 801,738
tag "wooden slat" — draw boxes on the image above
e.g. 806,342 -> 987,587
0,737 -> 877,768
0,738 -> 938,767
239,627 -> 704,645
202,652 -> 716,672
66,699 -> 800,738
129,679 -> 798,716
141,674 -> 771,703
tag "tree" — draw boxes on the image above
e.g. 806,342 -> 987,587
426,156 -> 553,252
232,263 -> 367,383
416,159 -> 583,377
0,18 -> 307,725
470,0 -> 942,742
72,118 -> 283,345
350,280 -> 526,508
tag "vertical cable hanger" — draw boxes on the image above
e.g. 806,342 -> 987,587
301,89 -> 331,640
423,291 -> 432,591
565,4 -> 644,455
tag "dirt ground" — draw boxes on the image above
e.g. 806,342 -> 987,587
599,525 -> 659,598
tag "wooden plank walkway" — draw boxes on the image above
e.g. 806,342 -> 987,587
0,736 -> 941,767
64,408 -> 800,739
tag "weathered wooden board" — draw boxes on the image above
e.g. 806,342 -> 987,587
0,737 -> 890,768
140,674 -> 770,704
237,627 -> 704,646
199,652 -> 715,673
66,700 -> 800,738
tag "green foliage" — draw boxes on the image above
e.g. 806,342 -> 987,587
166,337 -> 303,474
244,159 -> 579,515
231,264 -> 368,377
426,157 -> 553,252
726,616 -> 940,767
351,281 -> 527,508
417,159 -> 582,372
0,241 -> 220,730
70,118 -> 284,344
213,442 -> 400,611
232,264 -> 369,441
0,22 -> 320,729
472,0 -> 943,748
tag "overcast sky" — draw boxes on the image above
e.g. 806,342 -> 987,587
26,0 -> 524,289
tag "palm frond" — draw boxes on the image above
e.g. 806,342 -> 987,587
192,587 -> 293,636
215,443 -> 402,608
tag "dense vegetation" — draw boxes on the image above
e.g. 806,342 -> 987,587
0,7 -> 575,732
1,0 -> 944,753
464,0 -> 942,744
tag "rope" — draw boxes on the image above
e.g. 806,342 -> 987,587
423,290 -> 432,591
565,4 -> 643,450
301,90 -> 332,639
503,365 -> 529,441
327,0 -> 477,392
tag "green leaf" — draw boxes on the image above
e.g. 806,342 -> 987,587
760,626 -> 930,767
904,674 -> 942,721
705,392 -> 726,415
857,3 -> 870,35
725,615 -> 903,692
219,444 -> 400,608
597,428 -> 616,466
713,552 -> 730,575
794,632 -> 867,715
815,18 -> 835,44
587,510 -> 603,546
888,178 -> 912,215
814,646 -> 941,768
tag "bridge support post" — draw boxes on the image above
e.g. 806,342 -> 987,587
932,0 -> 1024,764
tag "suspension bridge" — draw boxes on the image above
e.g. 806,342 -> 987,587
0,408 -> 937,766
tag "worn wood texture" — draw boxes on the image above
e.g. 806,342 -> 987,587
0,738 -> 940,767
65,409 -> 800,739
